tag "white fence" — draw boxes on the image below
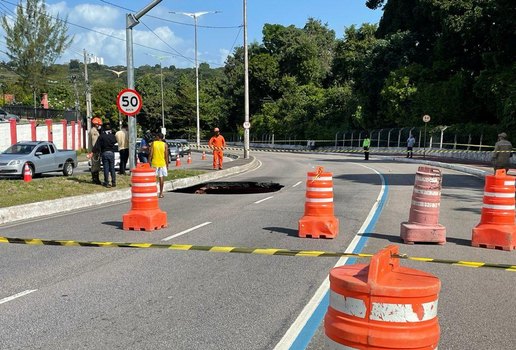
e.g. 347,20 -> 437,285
0,120 -> 84,152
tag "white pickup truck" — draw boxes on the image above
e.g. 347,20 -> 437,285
0,141 -> 77,178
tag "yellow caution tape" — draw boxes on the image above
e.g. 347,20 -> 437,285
0,236 -> 514,272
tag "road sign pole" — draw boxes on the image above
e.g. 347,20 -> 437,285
423,122 -> 427,159
117,88 -> 143,169
422,115 -> 430,159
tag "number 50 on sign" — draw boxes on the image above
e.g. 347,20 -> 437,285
117,89 -> 143,116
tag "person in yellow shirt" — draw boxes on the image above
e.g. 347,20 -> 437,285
149,133 -> 169,198
208,127 -> 226,169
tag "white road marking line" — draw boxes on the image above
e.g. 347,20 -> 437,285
254,196 -> 273,204
292,181 -> 302,188
161,222 -> 212,241
274,163 -> 386,350
0,289 -> 38,305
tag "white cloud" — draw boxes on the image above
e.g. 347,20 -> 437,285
46,1 -> 69,17
218,48 -> 230,66
69,4 -> 120,26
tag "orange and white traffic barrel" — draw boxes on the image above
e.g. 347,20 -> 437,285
325,245 -> 441,349
123,163 -> 167,231
298,166 -> 339,238
400,166 -> 446,244
472,169 -> 516,251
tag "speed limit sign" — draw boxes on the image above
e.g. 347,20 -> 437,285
117,88 -> 142,116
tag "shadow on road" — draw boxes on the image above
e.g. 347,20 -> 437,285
263,226 -> 297,237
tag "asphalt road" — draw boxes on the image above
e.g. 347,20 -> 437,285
0,152 -> 514,350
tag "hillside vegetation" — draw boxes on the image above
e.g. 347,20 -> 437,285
0,0 -> 513,145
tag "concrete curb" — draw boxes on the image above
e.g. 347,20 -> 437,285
0,156 -> 259,225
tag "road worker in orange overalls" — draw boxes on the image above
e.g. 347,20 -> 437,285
208,127 -> 226,170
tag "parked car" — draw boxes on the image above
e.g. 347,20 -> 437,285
0,109 -> 20,122
169,139 -> 190,156
0,141 -> 77,178
166,141 -> 181,161
88,144 -> 121,170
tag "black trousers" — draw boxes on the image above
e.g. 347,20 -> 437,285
119,148 -> 129,174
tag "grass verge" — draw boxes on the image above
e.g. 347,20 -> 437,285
0,169 -> 205,208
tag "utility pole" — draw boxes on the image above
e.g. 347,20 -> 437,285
84,49 -> 93,149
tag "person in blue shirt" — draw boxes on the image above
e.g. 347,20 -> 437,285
407,134 -> 416,158
138,130 -> 152,163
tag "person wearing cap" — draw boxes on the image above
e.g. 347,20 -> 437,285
94,122 -> 117,188
492,132 -> 513,173
88,117 -> 103,184
208,127 -> 226,170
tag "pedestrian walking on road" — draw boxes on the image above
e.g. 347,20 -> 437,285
492,132 -> 513,173
115,122 -> 129,175
363,134 -> 371,160
88,117 -> 103,185
407,134 -> 416,158
94,122 -> 117,188
208,127 -> 226,170
149,132 -> 169,198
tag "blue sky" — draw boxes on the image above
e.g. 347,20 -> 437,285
0,0 -> 383,68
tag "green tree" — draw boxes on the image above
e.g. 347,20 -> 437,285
1,0 -> 72,100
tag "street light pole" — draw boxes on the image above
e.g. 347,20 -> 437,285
146,54 -> 172,136
126,0 -> 163,170
170,11 -> 220,147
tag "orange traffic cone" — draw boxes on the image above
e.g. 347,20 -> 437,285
123,163 -> 167,231
298,166 -> 339,238
325,245 -> 441,349
23,163 -> 32,182
175,156 -> 181,167
472,169 -> 516,251
201,151 -> 207,160
187,153 -> 192,164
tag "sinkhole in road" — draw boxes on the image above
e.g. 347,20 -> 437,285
174,181 -> 284,194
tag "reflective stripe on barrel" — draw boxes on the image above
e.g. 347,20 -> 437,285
330,291 -> 438,322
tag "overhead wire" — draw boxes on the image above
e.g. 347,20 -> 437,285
98,0 -> 243,29
0,0 -> 193,61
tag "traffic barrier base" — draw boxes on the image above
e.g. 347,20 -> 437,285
123,163 -> 167,231
325,245 -> 441,349
298,166 -> 339,239
472,169 -> 516,251
401,166 -> 446,245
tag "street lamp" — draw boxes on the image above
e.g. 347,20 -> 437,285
146,54 -> 173,136
126,0 -> 163,170
170,10 -> 220,147
106,69 -> 126,128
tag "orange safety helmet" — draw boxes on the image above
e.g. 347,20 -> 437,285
92,117 -> 103,125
